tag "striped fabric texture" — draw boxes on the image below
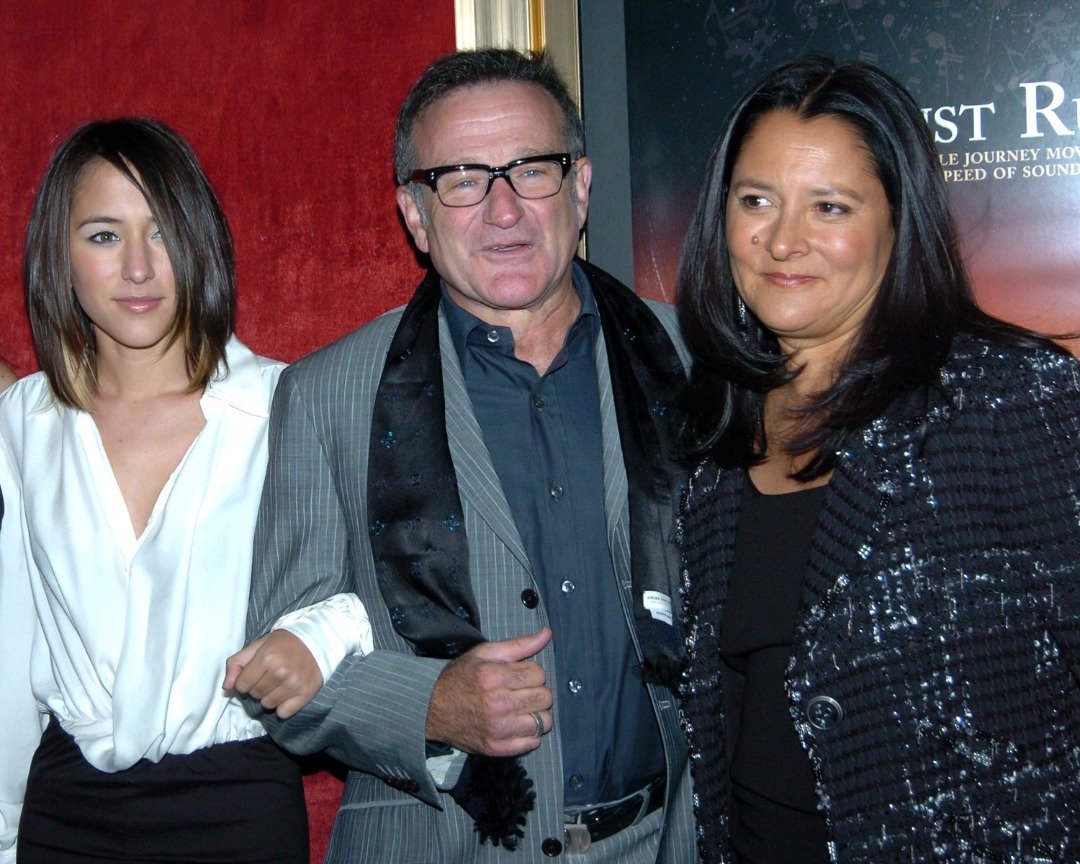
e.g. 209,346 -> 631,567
248,290 -> 699,863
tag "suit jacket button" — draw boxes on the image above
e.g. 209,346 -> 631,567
521,588 -> 540,609
806,695 -> 843,730
541,836 -> 563,856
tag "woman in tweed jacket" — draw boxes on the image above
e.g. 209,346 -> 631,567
676,55 -> 1080,863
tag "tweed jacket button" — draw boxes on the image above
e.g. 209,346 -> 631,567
806,695 -> 843,730
542,836 -> 563,856
521,588 -> 540,609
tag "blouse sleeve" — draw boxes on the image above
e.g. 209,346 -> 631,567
0,440 -> 47,862
272,593 -> 375,684
1016,352 -> 1080,681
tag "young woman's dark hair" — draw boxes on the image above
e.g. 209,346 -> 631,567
676,54 -> 1061,478
24,118 -> 234,409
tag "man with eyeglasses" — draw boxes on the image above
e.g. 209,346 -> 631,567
238,48 -> 695,863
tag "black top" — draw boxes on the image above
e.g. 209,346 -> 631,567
441,267 -> 665,806
720,476 -> 829,864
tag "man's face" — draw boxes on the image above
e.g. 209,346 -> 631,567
397,81 -> 591,325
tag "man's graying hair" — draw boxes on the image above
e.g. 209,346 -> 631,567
393,48 -> 586,186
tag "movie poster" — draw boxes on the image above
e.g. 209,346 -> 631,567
624,0 -> 1080,346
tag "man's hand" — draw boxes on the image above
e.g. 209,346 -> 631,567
426,628 -> 553,757
223,630 -> 324,719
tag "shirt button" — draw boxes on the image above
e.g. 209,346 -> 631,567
567,677 -> 583,694
560,580 -> 576,595
541,836 -> 563,856
550,482 -> 563,500
486,329 -> 500,343
533,394 -> 545,410
568,772 -> 584,789
521,588 -> 540,609
806,695 -> 843,730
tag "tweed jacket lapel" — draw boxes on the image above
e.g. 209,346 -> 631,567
794,451 -> 893,646
687,462 -> 745,627
437,313 -> 532,574
795,388 -> 950,645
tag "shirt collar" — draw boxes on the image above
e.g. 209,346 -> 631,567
439,261 -> 599,366
29,336 -> 274,419
201,336 -> 276,418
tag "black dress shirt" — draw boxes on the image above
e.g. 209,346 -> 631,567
441,267 -> 665,807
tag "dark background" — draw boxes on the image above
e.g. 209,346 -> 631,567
584,0 -> 1080,347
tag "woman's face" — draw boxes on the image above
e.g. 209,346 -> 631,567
69,159 -> 178,358
726,110 -> 894,358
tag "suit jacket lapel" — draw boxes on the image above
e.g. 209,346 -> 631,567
438,315 -> 532,573
594,327 -> 632,578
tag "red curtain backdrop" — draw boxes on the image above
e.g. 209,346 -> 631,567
1,1 -> 455,370
0,3 -> 455,860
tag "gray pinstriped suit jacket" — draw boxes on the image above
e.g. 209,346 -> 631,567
247,288 -> 698,863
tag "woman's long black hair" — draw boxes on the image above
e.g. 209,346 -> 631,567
677,54 -> 1063,479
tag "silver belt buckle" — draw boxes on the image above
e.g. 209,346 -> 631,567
564,822 -> 592,854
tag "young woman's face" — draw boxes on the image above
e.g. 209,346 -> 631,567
69,159 -> 179,358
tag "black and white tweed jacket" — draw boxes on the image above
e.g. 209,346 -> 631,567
680,333 -> 1080,864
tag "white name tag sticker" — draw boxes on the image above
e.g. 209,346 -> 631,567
643,590 -> 673,626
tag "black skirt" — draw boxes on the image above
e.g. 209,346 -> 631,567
18,716 -> 308,864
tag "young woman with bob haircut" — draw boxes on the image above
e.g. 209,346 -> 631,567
0,118 -> 311,863
676,55 -> 1080,863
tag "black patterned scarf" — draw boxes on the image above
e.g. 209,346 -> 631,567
366,259 -> 686,848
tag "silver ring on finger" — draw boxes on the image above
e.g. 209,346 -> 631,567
530,711 -> 544,739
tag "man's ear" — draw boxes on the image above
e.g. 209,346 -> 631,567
396,185 -> 430,253
573,157 -> 592,230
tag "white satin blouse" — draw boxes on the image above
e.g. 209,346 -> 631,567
0,339 -> 289,859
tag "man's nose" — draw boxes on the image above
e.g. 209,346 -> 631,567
482,175 -> 525,227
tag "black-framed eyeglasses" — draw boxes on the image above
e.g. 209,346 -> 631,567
409,153 -> 574,207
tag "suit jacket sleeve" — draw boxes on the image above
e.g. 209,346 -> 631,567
246,341 -> 449,807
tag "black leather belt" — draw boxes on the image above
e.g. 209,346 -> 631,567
563,776 -> 666,852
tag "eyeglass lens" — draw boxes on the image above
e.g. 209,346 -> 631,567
436,159 -> 566,206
